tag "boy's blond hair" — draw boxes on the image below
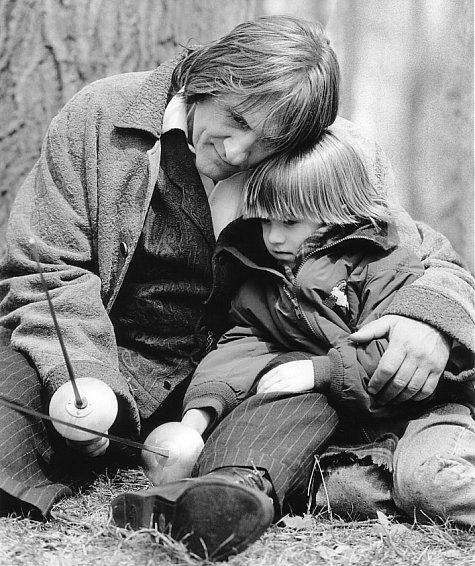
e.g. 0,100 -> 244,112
243,130 -> 390,226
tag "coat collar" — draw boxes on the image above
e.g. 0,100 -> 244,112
114,53 -> 185,138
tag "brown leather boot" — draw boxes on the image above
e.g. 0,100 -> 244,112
111,467 -> 275,561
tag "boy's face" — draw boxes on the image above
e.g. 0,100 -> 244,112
261,218 -> 321,267
191,95 -> 275,181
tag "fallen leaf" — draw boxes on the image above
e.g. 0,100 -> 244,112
280,514 -> 315,530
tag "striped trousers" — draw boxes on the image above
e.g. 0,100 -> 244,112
0,345 -> 126,517
196,391 -> 339,513
0,344 -> 339,518
0,346 -> 73,516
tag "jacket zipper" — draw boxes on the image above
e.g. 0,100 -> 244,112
291,235 -> 378,337
295,234 -> 379,279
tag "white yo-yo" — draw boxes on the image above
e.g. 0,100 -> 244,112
142,422 -> 204,485
49,378 -> 118,443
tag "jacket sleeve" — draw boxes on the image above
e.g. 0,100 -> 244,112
183,297 -> 280,421
0,94 -> 139,433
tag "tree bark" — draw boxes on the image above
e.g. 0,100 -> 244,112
326,0 -> 473,270
0,0 -> 256,255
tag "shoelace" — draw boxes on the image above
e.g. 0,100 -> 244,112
213,467 -> 268,492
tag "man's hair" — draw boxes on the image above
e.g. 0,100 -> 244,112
242,130 -> 390,226
171,15 -> 339,154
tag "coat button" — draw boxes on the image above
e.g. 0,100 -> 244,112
119,241 -> 128,257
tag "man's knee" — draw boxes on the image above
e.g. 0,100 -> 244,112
393,453 -> 475,524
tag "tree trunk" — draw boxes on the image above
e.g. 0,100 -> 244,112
0,0 -> 256,255
326,0 -> 473,270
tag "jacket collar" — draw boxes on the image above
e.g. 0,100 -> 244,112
216,218 -> 400,271
300,221 -> 400,255
114,53 -> 185,138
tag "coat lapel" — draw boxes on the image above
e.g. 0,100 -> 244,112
161,129 -> 216,248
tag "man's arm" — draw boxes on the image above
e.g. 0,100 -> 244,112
330,118 -> 474,403
0,90 -> 139,435
351,218 -> 474,405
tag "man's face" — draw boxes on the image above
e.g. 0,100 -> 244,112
261,218 -> 321,267
191,95 -> 276,181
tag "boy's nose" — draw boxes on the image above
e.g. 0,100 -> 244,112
268,225 -> 285,244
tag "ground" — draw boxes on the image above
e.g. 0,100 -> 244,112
1,468 -> 474,566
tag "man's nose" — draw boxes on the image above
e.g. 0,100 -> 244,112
223,132 -> 257,166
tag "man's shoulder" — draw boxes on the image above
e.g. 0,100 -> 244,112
330,116 -> 377,149
55,70 -> 159,130
70,71 -> 153,106
330,116 -> 395,199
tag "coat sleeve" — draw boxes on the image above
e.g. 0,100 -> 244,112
384,211 -> 475,358
0,93 -> 139,433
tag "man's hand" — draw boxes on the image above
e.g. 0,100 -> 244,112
350,315 -> 451,405
257,360 -> 314,394
66,436 -> 109,457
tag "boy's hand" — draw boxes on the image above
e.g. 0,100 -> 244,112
257,360 -> 314,394
350,315 -> 451,404
181,408 -> 213,434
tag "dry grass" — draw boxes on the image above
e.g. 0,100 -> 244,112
1,468 -> 474,566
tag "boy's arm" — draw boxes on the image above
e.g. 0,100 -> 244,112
183,322 -> 280,425
258,247 -> 434,416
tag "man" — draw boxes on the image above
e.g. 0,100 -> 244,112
0,15 -> 473,562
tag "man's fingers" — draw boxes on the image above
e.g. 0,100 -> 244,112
383,366 -> 429,405
372,364 -> 417,404
409,371 -> 440,402
367,348 -> 406,395
350,317 -> 392,343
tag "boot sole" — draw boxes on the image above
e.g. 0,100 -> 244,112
111,478 -> 274,560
